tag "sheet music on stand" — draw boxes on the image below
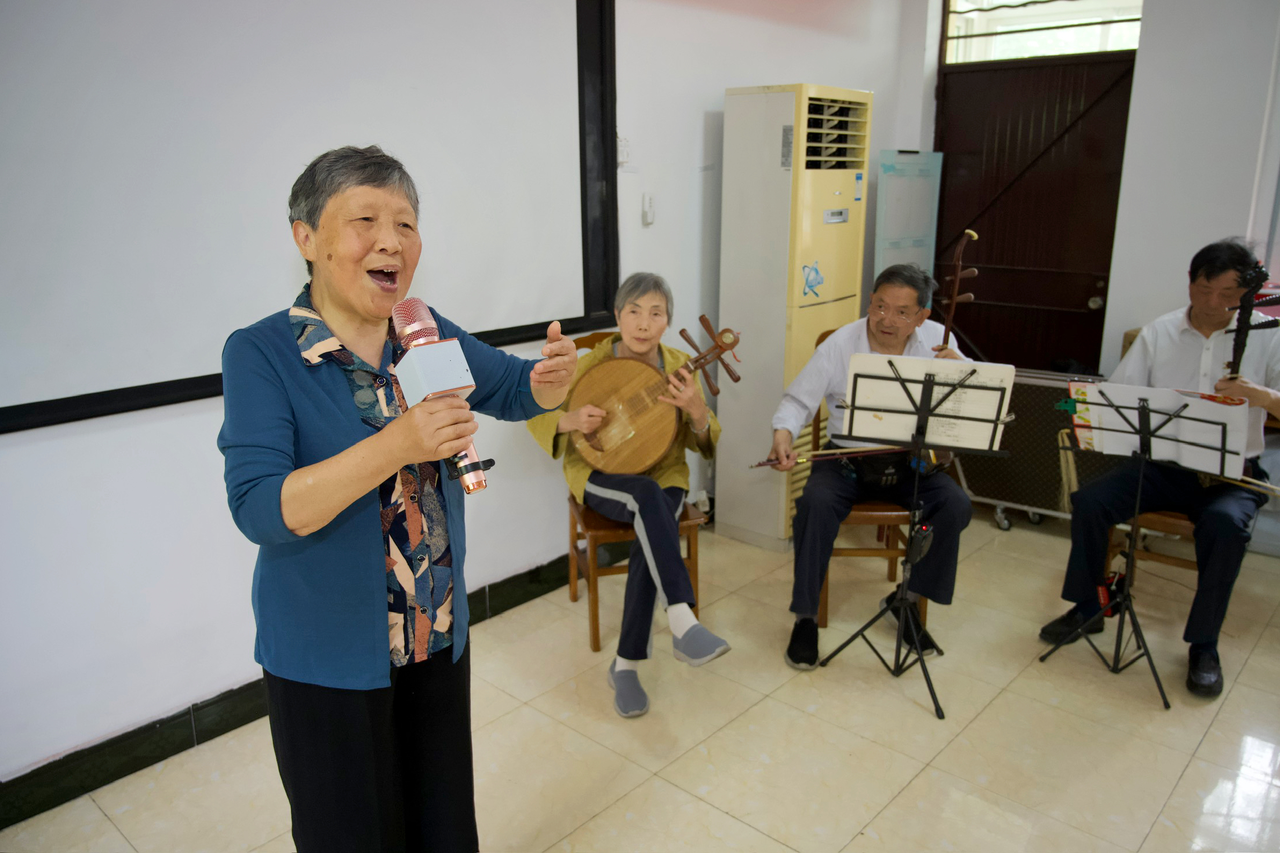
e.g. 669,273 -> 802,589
1068,382 -> 1248,479
838,353 -> 1015,450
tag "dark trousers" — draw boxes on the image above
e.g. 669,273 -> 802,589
792,456 -> 973,615
263,641 -> 478,853
583,472 -> 694,660
1063,460 -> 1267,645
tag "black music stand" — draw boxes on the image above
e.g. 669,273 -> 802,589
1039,386 -> 1244,710
820,357 -> 1011,720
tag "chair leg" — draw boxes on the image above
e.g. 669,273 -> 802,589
887,525 -> 900,583
918,597 -> 928,627
586,535 -> 602,653
818,572 -> 829,629
876,524 -> 887,543
568,513 -> 580,603
687,528 -> 700,619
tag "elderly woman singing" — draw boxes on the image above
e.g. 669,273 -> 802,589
527,273 -> 731,719
218,145 -> 576,852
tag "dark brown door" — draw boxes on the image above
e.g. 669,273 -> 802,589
934,51 -> 1135,374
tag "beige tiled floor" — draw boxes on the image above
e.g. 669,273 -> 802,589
6,510 -> 1280,852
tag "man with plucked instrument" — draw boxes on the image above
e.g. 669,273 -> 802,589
528,272 -> 731,718
1040,239 -> 1280,698
768,263 -> 972,669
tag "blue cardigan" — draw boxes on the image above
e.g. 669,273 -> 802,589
218,307 -> 549,690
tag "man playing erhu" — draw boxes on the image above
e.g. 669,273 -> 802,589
1040,239 -> 1280,698
768,263 -> 973,669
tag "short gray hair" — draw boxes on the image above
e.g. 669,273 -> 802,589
873,263 -> 938,310
614,272 -> 673,319
288,145 -> 420,275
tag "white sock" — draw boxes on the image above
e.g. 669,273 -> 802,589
614,656 -> 639,672
667,602 -> 698,638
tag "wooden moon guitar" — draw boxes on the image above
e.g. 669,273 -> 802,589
568,316 -> 742,475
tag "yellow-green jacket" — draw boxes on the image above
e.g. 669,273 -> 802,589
526,334 -> 721,501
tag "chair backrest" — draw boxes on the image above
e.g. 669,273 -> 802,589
573,331 -> 614,352
811,329 -> 838,452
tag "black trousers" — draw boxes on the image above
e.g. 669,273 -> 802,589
791,455 -> 973,615
582,472 -> 693,660
1063,460 -> 1268,645
263,640 -> 478,853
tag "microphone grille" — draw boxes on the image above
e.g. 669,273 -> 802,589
392,298 -> 437,346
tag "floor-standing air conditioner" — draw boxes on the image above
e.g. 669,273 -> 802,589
715,83 -> 874,549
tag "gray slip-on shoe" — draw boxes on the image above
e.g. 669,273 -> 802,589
608,660 -> 649,718
671,623 -> 731,666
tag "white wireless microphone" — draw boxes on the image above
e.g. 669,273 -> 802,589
391,298 -> 493,494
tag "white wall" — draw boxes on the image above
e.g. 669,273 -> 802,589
0,0 -> 583,409
1101,0 -> 1280,374
1,0 -> 938,780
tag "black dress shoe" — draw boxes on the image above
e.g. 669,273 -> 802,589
1187,647 -> 1224,697
881,585 -> 908,622
1039,608 -> 1105,645
906,624 -> 942,657
786,618 -> 819,670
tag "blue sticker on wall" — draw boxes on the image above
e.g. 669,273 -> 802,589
802,262 -> 824,297
855,172 -> 863,201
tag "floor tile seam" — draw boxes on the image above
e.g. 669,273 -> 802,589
1183,670 -> 1248,767
537,775 -> 805,853
927,710 -> 1176,853
763,686 -> 932,768
649,763 -> 816,853
518,700 -> 649,773
913,677 -> 1007,770
471,699 -> 529,735
956,685 -> 1198,853
849,755 -> 935,849
87,790 -> 140,853
920,765 -> 1142,853
1132,750 -> 1198,853
474,673 -> 525,707
1234,673 -> 1280,697
249,830 -> 292,853
1190,752 -> 1280,789
1002,678 -> 1199,758
646,690 -> 772,778
518,652 -> 615,706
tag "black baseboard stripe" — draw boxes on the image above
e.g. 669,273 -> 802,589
0,556 -> 574,831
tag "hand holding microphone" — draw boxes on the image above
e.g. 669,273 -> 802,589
394,396 -> 478,462
391,298 -> 495,494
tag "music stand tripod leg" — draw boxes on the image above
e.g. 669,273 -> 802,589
1039,434 -> 1170,709
819,445 -> 946,720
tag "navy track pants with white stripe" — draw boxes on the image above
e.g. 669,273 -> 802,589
583,472 -> 694,660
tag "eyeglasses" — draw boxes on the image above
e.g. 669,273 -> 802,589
867,303 -> 923,324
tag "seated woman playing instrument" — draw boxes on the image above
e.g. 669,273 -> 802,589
528,272 -> 731,718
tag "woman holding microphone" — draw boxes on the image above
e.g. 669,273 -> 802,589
218,145 -> 576,852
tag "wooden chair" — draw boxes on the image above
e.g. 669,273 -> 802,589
810,329 -> 917,628
1059,429 -> 1197,584
568,497 -> 707,651
1105,512 -> 1197,585
565,330 -> 708,652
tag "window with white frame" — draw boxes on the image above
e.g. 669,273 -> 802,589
945,0 -> 1142,64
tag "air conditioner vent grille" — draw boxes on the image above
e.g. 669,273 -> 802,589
804,97 -> 867,170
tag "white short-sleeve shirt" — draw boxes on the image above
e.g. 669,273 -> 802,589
1110,306 -> 1280,457
771,317 -> 968,448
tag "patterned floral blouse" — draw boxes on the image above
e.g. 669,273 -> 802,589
289,286 -> 454,665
